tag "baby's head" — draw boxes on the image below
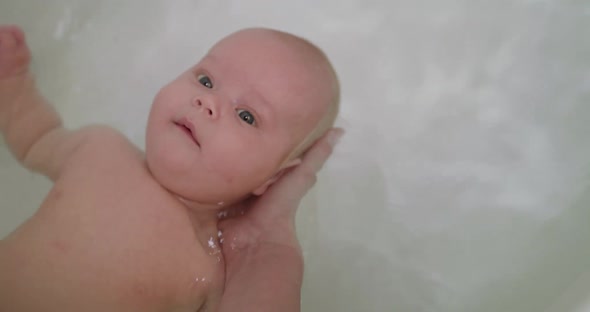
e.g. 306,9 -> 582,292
146,28 -> 339,207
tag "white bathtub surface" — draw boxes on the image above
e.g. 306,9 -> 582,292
1,1 -> 589,311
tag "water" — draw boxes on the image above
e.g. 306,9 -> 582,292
0,1 -> 589,311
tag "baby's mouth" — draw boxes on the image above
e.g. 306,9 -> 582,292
174,117 -> 200,147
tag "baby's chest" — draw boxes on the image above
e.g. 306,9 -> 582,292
31,194 -> 223,311
32,178 -> 224,310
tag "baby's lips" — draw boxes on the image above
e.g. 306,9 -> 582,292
175,117 -> 201,147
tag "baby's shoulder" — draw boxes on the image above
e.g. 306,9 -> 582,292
68,124 -> 144,166
78,124 -> 140,151
76,124 -> 131,145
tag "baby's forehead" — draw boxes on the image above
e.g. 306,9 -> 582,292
211,30 -> 329,66
204,41 -> 330,91
204,29 -> 336,118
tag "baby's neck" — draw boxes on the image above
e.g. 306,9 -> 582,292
176,197 -> 223,251
178,197 -> 218,226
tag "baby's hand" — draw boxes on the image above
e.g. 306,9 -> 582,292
0,25 -> 31,80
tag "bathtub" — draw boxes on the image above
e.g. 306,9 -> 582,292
1,1 -> 589,311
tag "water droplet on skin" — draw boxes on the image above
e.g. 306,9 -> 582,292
217,201 -> 224,206
195,276 -> 207,283
196,276 -> 208,282
218,230 -> 223,238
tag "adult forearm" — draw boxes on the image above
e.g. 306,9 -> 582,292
219,243 -> 304,312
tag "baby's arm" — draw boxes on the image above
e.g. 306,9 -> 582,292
0,25 -> 95,180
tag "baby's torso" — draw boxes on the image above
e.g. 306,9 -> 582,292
0,130 -> 224,312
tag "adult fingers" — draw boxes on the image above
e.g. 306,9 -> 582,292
264,128 -> 344,204
301,128 -> 344,173
224,128 -> 344,224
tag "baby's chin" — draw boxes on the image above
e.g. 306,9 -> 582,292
145,145 -> 271,209
174,192 -> 253,213
146,163 -> 251,210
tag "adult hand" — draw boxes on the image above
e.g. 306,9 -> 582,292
216,127 -> 344,312
218,127 -> 344,255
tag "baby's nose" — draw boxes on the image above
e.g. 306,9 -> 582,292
193,98 -> 218,119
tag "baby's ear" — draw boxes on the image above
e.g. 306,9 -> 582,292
252,158 -> 302,196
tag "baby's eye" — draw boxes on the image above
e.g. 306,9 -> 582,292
197,74 -> 213,88
237,109 -> 256,126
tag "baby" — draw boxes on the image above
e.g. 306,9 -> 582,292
0,25 -> 339,311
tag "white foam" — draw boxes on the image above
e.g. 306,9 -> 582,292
207,237 -> 216,249
217,211 -> 228,219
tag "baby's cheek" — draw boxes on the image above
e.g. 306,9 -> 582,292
205,146 -> 268,188
151,84 -> 184,113
146,137 -> 195,185
204,152 -> 241,185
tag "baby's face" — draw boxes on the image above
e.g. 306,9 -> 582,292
145,29 -> 332,206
